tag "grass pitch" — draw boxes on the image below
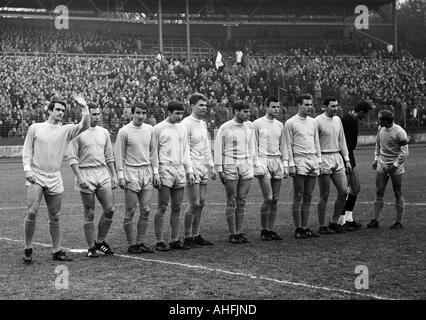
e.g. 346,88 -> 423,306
0,145 -> 425,300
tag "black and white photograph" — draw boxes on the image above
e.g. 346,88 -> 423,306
0,0 -> 425,305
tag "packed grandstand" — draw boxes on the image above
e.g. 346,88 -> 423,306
0,0 -> 425,139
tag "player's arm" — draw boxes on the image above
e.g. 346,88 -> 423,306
338,118 -> 351,172
114,129 -> 126,189
22,124 -> 35,183
182,126 -> 195,185
150,126 -> 161,189
253,124 -> 264,176
104,131 -> 117,189
66,93 -> 90,140
214,125 -> 225,185
283,121 -> 295,177
372,128 -> 381,170
248,124 -> 257,166
68,138 -> 89,190
388,129 -> 409,174
203,124 -> 217,180
280,126 -> 289,178
314,120 -> 322,168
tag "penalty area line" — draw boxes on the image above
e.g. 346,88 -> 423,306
0,237 -> 395,300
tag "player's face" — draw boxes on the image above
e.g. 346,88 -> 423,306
377,114 -> 391,128
50,103 -> 65,122
192,99 -> 207,118
298,99 -> 313,117
89,107 -> 101,127
169,110 -> 184,123
325,100 -> 339,117
236,108 -> 250,122
267,101 -> 280,118
132,107 -> 147,126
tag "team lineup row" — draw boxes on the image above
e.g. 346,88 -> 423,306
21,93 -> 409,263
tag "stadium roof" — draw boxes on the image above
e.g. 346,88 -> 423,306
0,0 -> 395,14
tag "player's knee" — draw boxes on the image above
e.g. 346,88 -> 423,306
199,199 -> 205,209
155,205 -> 167,217
394,190 -> 403,199
48,212 -> 60,223
293,192 -> 303,203
171,204 -> 181,214
352,185 -> 361,195
376,189 -> 385,197
337,188 -> 348,198
262,199 -> 272,209
104,206 -> 115,219
26,208 -> 38,221
227,199 -> 236,208
237,198 -> 247,208
319,191 -> 330,201
171,206 -> 181,216
84,211 -> 95,223
190,201 -> 201,211
140,206 -> 150,218
303,193 -> 313,203
125,207 -> 136,220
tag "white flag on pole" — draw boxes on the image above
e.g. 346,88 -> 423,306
215,51 -> 224,69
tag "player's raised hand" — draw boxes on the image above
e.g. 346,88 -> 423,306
24,170 -> 36,184
72,92 -> 88,108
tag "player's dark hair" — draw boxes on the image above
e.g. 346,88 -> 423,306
47,100 -> 66,111
189,93 -> 207,106
354,101 -> 373,113
264,96 -> 279,108
87,103 -> 98,111
296,94 -> 313,106
323,96 -> 338,107
131,102 -> 147,114
232,100 -> 250,114
167,100 -> 184,113
379,110 -> 394,124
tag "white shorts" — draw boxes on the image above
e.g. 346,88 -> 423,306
293,154 -> 320,177
320,152 -> 344,175
192,161 -> 209,185
75,166 -> 112,194
26,167 -> 64,195
125,165 -> 153,192
377,157 -> 405,176
159,165 -> 186,189
223,158 -> 254,181
255,157 -> 284,179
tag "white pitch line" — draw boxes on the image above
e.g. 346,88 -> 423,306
0,237 -> 395,300
1,201 -> 426,211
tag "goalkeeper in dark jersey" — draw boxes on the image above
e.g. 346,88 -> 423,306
340,101 -> 373,230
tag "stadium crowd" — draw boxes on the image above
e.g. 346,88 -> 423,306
1,51 -> 425,139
